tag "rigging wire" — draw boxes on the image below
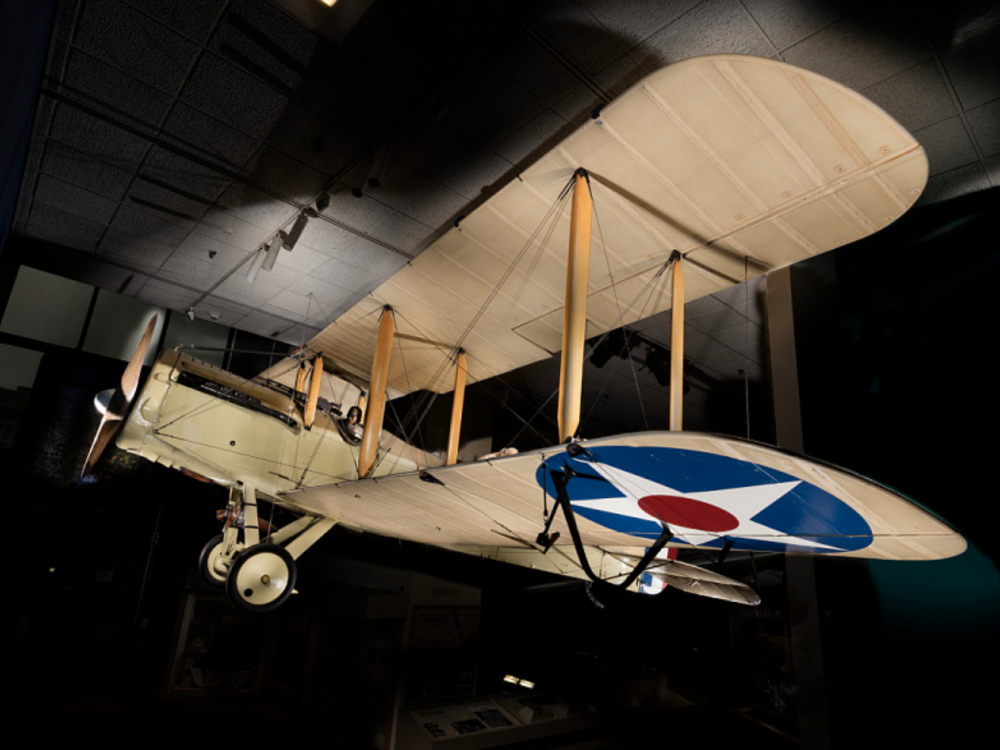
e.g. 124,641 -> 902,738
359,173 -> 579,458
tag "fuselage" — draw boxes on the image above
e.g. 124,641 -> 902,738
116,349 -> 444,506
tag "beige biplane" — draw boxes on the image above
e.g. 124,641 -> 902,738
83,55 -> 965,613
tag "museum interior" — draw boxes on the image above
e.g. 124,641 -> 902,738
2,1 -> 998,748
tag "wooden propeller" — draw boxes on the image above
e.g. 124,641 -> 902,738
81,314 -> 158,477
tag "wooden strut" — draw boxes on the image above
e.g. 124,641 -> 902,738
557,169 -> 593,443
359,306 -> 395,478
304,354 -> 323,429
669,251 -> 684,431
446,350 -> 467,465
294,362 -> 307,395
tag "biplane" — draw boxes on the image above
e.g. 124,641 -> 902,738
83,55 -> 966,613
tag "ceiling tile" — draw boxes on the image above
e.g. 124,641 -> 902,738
22,201 -> 106,251
48,102 -> 151,171
139,278 -> 200,310
312,255 -> 382,295
782,8 -> 928,92
62,47 -> 174,129
160,101 -> 261,170
914,116 -> 980,175
967,99 -> 1000,158
240,144 -> 328,205
265,104 -> 368,178
577,0 -> 701,49
39,140 -> 133,202
921,161 -> 992,204
107,203 -> 191,248
122,0 -> 228,45
527,0 -> 628,77
287,274 -> 361,316
642,0 -> 776,64
366,212 -> 436,254
179,51 -> 290,140
141,146 -> 232,203
392,182 -> 470,232
198,294 -> 254,326
301,54 -> 416,144
195,207 -> 276,252
940,27 -> 1000,110
214,180 -> 299,235
33,173 -> 120,227
311,188 -> 397,238
494,33 -> 586,108
442,63 -> 546,146
127,176 -> 211,226
918,0 -> 1000,53
742,0 -> 860,52
208,0 -> 325,95
860,59 -> 956,133
98,230 -> 175,270
74,0 -> 201,95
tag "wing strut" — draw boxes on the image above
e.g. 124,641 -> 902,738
446,350 -> 467,465
304,355 -> 323,428
669,250 -> 684,430
359,306 -> 395,478
557,169 -> 593,442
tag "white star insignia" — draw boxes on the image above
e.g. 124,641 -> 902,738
572,461 -> 841,551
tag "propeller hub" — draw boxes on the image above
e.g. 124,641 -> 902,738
93,388 -> 115,416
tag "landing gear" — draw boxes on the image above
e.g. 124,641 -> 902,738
198,482 -> 337,613
225,544 -> 297,613
197,533 -> 243,589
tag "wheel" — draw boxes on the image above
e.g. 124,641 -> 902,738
225,544 -> 297,614
199,534 -> 245,589
198,534 -> 239,589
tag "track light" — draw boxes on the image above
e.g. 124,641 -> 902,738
283,210 -> 314,250
590,328 -> 639,368
246,246 -> 267,283
261,236 -> 283,271
185,307 -> 195,323
367,144 -> 391,189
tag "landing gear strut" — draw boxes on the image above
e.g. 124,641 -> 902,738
197,482 -> 336,613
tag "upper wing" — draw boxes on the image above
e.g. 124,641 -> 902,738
262,54 -> 927,395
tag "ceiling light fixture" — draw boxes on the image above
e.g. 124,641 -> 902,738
262,234 -> 284,272
283,210 -> 314,250
246,245 -> 267,283
368,143 -> 391,189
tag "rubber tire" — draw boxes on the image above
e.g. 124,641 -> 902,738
198,534 -> 229,589
225,544 -> 297,614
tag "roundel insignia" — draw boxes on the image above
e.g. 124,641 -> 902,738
535,446 -> 873,553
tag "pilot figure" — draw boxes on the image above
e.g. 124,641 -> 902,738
346,405 -> 363,439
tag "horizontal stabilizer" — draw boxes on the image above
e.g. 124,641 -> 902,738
650,559 -> 760,606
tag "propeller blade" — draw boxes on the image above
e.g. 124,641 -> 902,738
80,313 -> 158,478
120,314 -> 157,402
81,413 -> 124,478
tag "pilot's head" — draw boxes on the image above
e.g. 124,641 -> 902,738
347,405 -> 362,424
